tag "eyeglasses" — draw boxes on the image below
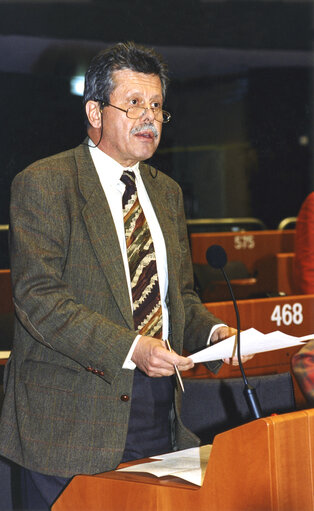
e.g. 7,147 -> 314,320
96,100 -> 171,124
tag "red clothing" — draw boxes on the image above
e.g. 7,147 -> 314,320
294,191 -> 314,294
291,340 -> 314,407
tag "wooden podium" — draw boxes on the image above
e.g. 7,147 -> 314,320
52,409 -> 314,511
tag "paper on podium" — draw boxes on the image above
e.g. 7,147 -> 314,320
117,445 -> 212,486
189,328 -> 313,364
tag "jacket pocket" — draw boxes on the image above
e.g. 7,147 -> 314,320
20,359 -> 79,393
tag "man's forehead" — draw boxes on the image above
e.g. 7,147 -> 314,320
111,69 -> 162,95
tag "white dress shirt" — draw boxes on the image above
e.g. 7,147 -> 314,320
89,143 -> 223,368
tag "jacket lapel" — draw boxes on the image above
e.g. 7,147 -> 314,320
75,143 -> 133,328
140,163 -> 180,303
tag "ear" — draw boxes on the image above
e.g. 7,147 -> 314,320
85,101 -> 102,128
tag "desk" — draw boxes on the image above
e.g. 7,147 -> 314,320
0,270 -> 13,314
0,270 -> 14,353
190,230 -> 295,267
184,294 -> 314,408
190,230 -> 295,299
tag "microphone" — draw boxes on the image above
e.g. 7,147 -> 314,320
206,244 -> 262,420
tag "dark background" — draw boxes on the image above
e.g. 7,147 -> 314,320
0,0 -> 313,238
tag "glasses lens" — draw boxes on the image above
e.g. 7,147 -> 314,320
162,111 -> 171,123
127,106 -> 144,119
126,106 -> 171,123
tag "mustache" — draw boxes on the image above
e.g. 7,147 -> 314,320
130,123 -> 159,138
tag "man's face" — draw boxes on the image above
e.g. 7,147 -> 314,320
97,69 -> 163,167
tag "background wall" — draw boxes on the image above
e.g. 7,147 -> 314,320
0,0 -> 313,237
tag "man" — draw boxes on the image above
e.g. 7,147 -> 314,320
0,42 -> 246,509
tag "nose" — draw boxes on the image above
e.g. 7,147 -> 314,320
141,107 -> 155,123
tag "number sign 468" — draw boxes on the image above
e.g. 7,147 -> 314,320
271,303 -> 303,327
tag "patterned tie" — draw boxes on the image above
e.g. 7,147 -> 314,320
121,170 -> 163,339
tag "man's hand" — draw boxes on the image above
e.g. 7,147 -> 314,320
131,336 -> 194,377
211,326 -> 254,366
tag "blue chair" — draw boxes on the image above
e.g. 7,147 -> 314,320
181,373 -> 296,444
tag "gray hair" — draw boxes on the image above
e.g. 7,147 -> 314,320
83,41 -> 169,113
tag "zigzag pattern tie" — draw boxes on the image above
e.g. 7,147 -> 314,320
121,170 -> 163,339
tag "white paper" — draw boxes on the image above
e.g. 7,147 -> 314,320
117,444 -> 212,486
189,327 -> 313,363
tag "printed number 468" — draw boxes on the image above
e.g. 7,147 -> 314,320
270,303 -> 303,327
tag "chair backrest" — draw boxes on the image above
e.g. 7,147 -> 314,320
277,217 -> 297,230
193,261 -> 255,301
193,260 -> 251,288
181,373 -> 296,444
187,217 -> 266,234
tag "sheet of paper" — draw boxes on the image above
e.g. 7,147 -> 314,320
189,327 -> 313,363
117,444 -> 212,486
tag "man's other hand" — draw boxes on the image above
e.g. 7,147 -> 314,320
211,326 -> 254,366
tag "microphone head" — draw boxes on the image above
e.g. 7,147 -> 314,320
206,244 -> 227,269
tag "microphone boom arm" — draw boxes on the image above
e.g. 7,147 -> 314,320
221,266 -> 262,419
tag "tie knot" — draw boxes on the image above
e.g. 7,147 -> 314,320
121,170 -> 137,209
121,170 -> 136,188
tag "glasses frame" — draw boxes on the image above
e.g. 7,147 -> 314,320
95,100 -> 171,124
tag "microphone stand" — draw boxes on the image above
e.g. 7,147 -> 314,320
221,266 -> 262,420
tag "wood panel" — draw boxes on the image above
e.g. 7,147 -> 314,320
276,252 -> 297,295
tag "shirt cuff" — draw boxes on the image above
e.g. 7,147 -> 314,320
207,323 -> 227,345
122,334 -> 141,370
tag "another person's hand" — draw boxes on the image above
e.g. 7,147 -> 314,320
131,336 -> 194,377
211,326 -> 254,366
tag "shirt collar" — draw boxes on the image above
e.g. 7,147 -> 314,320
89,142 -> 140,186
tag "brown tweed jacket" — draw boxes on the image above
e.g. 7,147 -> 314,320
0,142 -> 223,477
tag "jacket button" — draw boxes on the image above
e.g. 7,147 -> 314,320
120,394 -> 129,402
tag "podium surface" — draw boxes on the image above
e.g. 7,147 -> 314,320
53,409 -> 314,511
